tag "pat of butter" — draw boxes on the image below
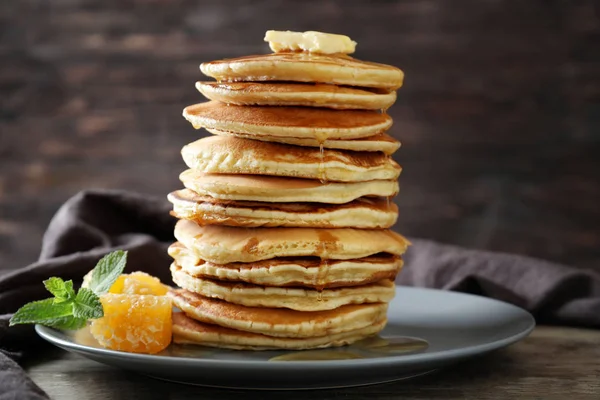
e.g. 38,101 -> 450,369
264,30 -> 357,54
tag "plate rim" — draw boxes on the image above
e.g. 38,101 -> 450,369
35,286 -> 536,369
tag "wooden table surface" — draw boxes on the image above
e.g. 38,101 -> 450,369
24,326 -> 600,400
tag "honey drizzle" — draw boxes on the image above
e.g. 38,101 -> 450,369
318,142 -> 327,184
315,258 -> 329,300
315,135 -> 329,300
315,231 -> 337,299
315,240 -> 327,301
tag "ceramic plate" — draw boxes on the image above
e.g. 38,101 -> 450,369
36,286 -> 535,389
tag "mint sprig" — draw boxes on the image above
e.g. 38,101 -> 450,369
44,277 -> 75,303
72,288 -> 104,319
9,250 -> 128,329
9,299 -> 86,330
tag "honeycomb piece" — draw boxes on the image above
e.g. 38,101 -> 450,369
109,272 -> 168,296
107,275 -> 126,294
90,294 -> 172,354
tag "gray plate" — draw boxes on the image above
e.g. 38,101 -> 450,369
36,286 -> 535,389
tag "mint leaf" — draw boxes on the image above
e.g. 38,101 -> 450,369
45,316 -> 87,330
9,249 -> 129,330
72,288 -> 103,319
88,250 -> 128,295
44,277 -> 75,303
9,298 -> 85,330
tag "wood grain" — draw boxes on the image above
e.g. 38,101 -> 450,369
24,326 -> 600,399
1,0 -> 599,272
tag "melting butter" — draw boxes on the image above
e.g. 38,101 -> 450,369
264,30 -> 356,54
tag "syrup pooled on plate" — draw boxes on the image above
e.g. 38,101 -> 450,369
269,335 -> 429,361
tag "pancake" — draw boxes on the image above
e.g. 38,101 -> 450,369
168,289 -> 388,338
168,242 -> 402,289
181,135 -> 401,182
182,101 -> 392,141
200,52 -> 404,90
171,263 -> 395,311
172,312 -> 386,350
209,128 -> 401,155
174,219 -> 410,264
167,189 -> 398,228
196,82 -> 397,110
180,170 -> 399,204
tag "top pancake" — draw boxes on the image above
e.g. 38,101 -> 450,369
183,101 -> 392,141
200,52 -> 404,90
196,82 -> 397,110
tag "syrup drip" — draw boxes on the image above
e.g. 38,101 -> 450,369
315,237 -> 330,301
318,142 -> 327,184
315,259 -> 329,299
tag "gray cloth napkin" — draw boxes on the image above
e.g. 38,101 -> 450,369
1,189 -> 599,399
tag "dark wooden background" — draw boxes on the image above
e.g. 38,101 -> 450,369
1,0 -> 599,274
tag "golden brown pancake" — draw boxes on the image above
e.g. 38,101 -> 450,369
172,312 -> 386,350
179,170 -> 399,204
181,135 -> 401,182
182,101 -> 392,141
171,263 -> 395,311
200,52 -> 404,90
167,189 -> 398,228
208,128 -> 401,155
174,219 -> 410,264
168,241 -> 402,289
196,81 -> 397,110
169,289 -> 388,338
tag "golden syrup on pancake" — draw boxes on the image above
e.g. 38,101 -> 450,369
315,231 -> 337,297
269,350 -> 364,361
315,243 -> 326,301
243,237 -> 260,255
314,259 -> 329,299
318,142 -> 327,183
315,239 -> 332,294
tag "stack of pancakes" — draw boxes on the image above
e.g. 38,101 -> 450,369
167,36 -> 410,350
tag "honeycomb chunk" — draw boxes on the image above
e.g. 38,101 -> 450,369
109,272 -> 168,296
90,294 -> 172,354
